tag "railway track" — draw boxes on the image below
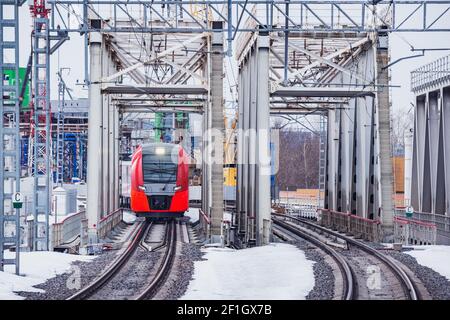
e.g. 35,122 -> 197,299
272,214 -> 420,300
67,219 -> 178,300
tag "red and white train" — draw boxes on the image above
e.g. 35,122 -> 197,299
130,142 -> 189,218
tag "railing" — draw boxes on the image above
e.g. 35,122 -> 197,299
199,208 -> 211,240
411,54 -> 450,93
276,203 -> 318,219
97,208 -> 123,240
394,216 -> 436,245
395,208 -> 450,244
317,209 -> 382,242
52,211 -> 86,250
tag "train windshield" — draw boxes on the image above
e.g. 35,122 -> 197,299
142,151 -> 178,184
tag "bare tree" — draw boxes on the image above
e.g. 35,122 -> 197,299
276,129 -> 320,190
391,105 -> 414,156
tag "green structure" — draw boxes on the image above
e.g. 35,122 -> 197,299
3,67 -> 30,109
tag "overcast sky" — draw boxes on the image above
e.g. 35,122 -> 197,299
14,5 -> 450,115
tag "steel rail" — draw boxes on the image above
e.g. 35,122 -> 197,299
139,221 -> 169,252
272,218 -> 356,300
67,220 -> 148,300
136,220 -> 177,300
272,213 -> 420,300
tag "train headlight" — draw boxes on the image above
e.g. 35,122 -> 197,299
155,147 -> 165,155
138,185 -> 146,191
174,185 -> 181,191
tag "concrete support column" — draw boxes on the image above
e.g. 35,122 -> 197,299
374,33 -> 394,240
209,22 -> 224,241
255,32 -> 271,245
86,32 -> 103,244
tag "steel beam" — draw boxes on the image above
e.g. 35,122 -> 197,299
101,85 -> 208,95
271,87 -> 375,98
255,33 -> 271,245
47,1 -> 450,35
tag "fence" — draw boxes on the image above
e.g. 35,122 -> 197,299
52,211 -> 86,250
395,208 -> 449,244
317,209 -> 382,242
394,216 -> 436,245
97,208 -> 124,240
276,203 -> 318,219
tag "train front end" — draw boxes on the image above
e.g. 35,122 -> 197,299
130,142 -> 189,218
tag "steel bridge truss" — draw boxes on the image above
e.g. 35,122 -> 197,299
47,1 -> 450,34
411,55 -> 450,217
4,0 -> 448,248
235,20 -> 395,240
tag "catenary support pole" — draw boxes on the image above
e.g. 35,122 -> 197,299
209,22 -> 224,242
255,31 -> 271,245
86,31 -> 103,244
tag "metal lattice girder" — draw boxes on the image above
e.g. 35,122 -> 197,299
46,1 -> 450,34
0,0 -> 21,274
30,17 -> 51,251
411,64 -> 450,217
271,87 -> 376,97
102,85 -> 208,95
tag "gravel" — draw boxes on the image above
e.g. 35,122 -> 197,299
89,249 -> 162,300
301,243 -> 335,300
157,243 -> 205,300
384,249 -> 450,300
16,250 -> 118,300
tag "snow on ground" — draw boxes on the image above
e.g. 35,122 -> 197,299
0,251 -> 94,300
122,210 -> 136,223
405,245 -> 450,281
185,207 -> 199,223
181,243 -> 315,300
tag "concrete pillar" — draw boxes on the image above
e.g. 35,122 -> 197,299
209,22 -> 224,241
255,33 -> 271,245
86,32 -> 103,244
374,32 -> 395,241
